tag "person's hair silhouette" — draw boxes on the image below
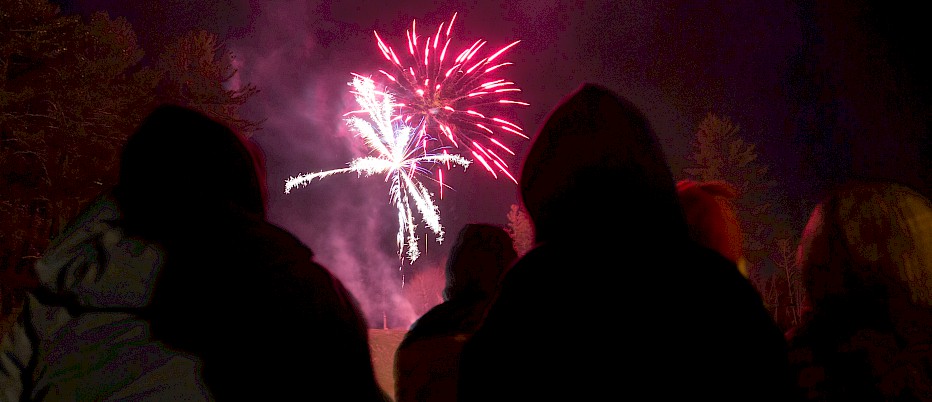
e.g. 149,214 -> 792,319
394,223 -> 517,402
786,180 -> 932,400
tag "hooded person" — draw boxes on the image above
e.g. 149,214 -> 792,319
457,83 -> 794,401
0,104 -> 390,401
393,223 -> 518,402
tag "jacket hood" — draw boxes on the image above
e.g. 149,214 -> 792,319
34,194 -> 164,309
519,83 -> 687,244
115,104 -> 267,240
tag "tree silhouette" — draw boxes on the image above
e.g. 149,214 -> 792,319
154,29 -> 261,136
506,203 -> 534,257
683,113 -> 799,326
774,238 -> 802,328
0,0 -> 261,318
403,265 -> 445,317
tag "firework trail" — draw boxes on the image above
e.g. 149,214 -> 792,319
369,12 -> 528,183
286,76 -> 471,263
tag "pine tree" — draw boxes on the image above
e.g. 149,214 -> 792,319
402,265 -> 445,317
774,238 -> 802,329
683,113 -> 799,322
685,114 -> 778,269
154,29 -> 261,136
1,2 -> 157,316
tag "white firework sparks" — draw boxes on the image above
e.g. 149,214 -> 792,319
286,75 -> 471,263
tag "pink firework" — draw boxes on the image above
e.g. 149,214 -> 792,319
370,12 -> 529,183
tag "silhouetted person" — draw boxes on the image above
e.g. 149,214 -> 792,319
394,223 -> 518,402
677,179 -> 749,277
785,180 -> 932,401
0,105 -> 389,401
457,83 -> 795,401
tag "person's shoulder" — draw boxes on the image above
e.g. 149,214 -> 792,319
403,299 -> 478,341
240,218 -> 307,246
675,241 -> 776,318
232,218 -> 315,263
681,241 -> 745,281
224,218 -> 349,292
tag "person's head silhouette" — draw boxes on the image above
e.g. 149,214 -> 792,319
519,83 -> 686,247
115,104 -> 267,239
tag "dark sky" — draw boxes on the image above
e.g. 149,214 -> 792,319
55,0 -> 930,328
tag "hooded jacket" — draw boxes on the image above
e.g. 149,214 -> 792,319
458,84 -> 794,401
0,194 -> 213,401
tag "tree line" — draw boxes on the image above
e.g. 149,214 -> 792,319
0,0 -> 260,317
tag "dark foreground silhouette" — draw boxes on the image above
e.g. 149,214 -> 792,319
0,105 -> 389,401
394,223 -> 517,402
458,83 -> 796,401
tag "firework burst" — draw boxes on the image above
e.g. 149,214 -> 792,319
286,76 -> 471,263
369,12 -> 528,183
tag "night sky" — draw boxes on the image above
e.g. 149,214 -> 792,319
53,0 -> 930,328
